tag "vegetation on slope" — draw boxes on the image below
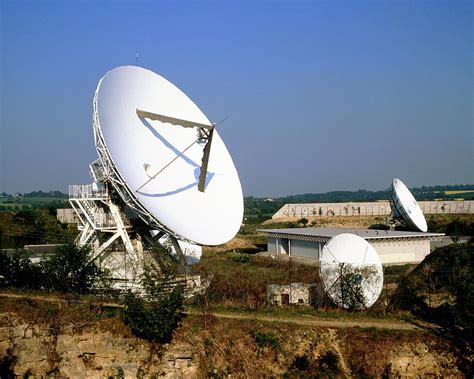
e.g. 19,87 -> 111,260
0,209 -> 77,249
191,252 -> 320,308
391,242 -> 473,332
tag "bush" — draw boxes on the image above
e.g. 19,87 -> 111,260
286,351 -> 341,377
226,251 -> 250,263
318,351 -> 342,376
41,244 -> 106,293
0,250 -> 44,289
251,330 -> 280,350
297,218 -> 309,227
122,269 -> 184,343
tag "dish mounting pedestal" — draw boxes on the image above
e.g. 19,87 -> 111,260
69,184 -> 186,287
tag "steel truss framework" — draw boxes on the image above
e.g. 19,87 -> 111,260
68,80 -> 203,287
69,184 -> 186,286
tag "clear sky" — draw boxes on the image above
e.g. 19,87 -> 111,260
0,0 -> 472,197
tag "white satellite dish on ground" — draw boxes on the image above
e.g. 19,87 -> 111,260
389,178 -> 427,232
319,233 -> 383,310
69,66 -> 243,285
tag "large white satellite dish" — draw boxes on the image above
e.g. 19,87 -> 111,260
69,65 -> 243,286
320,233 -> 383,310
389,178 -> 427,232
93,65 -> 243,246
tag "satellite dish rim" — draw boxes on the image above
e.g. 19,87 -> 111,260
390,178 -> 427,232
92,65 -> 243,245
319,233 -> 383,310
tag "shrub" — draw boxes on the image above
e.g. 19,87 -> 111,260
297,218 -> 309,227
0,348 -> 16,378
0,250 -> 44,289
286,351 -> 341,377
226,251 -> 250,263
41,244 -> 106,293
122,268 -> 184,343
317,351 -> 342,376
251,330 -> 280,349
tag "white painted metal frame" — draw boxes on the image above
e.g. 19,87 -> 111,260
69,184 -> 143,283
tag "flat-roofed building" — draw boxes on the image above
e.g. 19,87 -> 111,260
258,227 -> 444,265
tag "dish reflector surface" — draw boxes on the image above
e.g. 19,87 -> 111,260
390,178 -> 427,232
95,66 -> 243,245
320,233 -> 383,309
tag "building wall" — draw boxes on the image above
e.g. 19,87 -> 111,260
268,237 -> 277,254
267,283 -> 317,305
56,208 -> 79,224
290,239 -> 321,259
279,239 -> 290,255
371,239 -> 430,264
268,237 -> 430,264
273,200 -> 474,219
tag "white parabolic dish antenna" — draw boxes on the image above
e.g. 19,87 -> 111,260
389,178 -> 427,233
93,66 -> 243,245
320,233 -> 383,309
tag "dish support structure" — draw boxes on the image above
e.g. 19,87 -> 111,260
69,183 -> 187,287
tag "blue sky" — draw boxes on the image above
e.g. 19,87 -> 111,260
1,0 -> 472,197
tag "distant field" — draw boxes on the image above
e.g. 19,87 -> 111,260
0,197 -> 69,210
444,190 -> 474,195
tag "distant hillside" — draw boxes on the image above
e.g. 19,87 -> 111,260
1,191 -> 67,198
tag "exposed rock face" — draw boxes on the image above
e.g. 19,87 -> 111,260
0,313 -> 197,378
0,312 -> 465,378
388,342 -> 460,377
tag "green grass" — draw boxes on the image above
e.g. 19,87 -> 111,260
190,303 -> 414,322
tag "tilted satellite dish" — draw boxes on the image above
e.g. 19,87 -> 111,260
70,65 -> 243,285
93,65 -> 243,245
319,233 -> 383,310
389,178 -> 427,232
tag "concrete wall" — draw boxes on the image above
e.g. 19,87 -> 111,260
268,237 -> 277,254
371,239 -> 430,264
273,200 -> 474,219
290,239 -> 321,259
268,237 -> 430,264
267,283 -> 317,305
57,208 -> 79,224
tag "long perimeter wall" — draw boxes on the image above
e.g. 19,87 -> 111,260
272,200 -> 474,219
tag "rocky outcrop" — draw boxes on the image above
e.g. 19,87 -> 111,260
0,313 -> 197,378
0,312 -> 466,378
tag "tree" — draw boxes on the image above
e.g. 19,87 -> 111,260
41,244 -> 106,293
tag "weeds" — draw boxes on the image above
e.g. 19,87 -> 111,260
251,330 -> 280,350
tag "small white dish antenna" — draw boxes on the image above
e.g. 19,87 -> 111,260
320,233 -> 383,310
389,178 -> 427,232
